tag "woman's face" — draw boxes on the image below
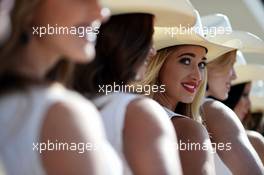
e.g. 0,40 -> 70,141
159,45 -> 207,104
32,0 -> 109,63
207,52 -> 237,100
234,83 -> 252,121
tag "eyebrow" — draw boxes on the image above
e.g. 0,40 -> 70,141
178,53 -> 207,61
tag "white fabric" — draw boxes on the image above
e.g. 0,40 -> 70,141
0,83 -> 122,175
93,92 -> 139,175
162,106 -> 188,119
214,153 -> 232,175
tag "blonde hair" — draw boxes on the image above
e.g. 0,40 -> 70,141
138,46 -> 207,123
207,50 -> 237,75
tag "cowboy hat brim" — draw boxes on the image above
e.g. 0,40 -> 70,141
153,27 -> 234,62
205,31 -> 264,54
232,64 -> 264,85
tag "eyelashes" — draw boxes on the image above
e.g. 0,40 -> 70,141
179,57 -> 191,65
179,57 -> 207,70
198,62 -> 207,69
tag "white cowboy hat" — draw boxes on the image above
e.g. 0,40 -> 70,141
250,81 -> 264,112
201,14 -> 264,55
100,0 -> 196,27
153,10 -> 233,62
232,51 -> 264,85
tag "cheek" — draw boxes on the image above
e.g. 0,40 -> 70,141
241,99 -> 250,109
160,67 -> 180,93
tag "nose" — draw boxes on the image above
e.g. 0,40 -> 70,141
190,65 -> 202,81
88,1 -> 111,26
230,67 -> 237,80
99,7 -> 111,23
246,97 -> 251,110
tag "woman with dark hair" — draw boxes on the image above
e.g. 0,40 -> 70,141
222,81 -> 264,165
222,82 -> 251,119
0,0 -> 123,174
72,0 -> 198,174
73,13 -> 181,175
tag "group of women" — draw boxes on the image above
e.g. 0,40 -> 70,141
0,0 -> 264,174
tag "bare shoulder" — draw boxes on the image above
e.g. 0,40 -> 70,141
126,97 -> 175,135
43,100 -> 103,136
202,99 -> 245,136
40,99 -> 105,174
247,130 -> 264,144
43,98 -> 104,138
171,117 -> 210,141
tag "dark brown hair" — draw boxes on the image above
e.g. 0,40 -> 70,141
73,13 -> 154,95
221,82 -> 248,110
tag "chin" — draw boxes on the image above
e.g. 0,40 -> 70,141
181,97 -> 195,104
69,48 -> 95,63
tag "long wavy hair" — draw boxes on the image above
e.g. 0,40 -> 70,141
138,46 -> 207,123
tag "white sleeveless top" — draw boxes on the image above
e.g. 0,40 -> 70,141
93,92 -> 139,175
163,106 -> 232,175
0,83 -> 122,175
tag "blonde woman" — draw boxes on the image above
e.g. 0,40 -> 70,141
0,0 -> 122,175
202,14 -> 264,174
138,11 -> 234,175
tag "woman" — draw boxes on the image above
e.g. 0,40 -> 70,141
0,0 -> 122,175
138,11 -> 234,175
221,52 -> 264,165
222,81 -> 264,164
202,14 -> 264,174
72,0 -> 197,174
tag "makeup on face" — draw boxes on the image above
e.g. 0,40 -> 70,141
159,45 -> 207,104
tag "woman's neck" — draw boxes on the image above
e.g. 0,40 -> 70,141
154,92 -> 178,111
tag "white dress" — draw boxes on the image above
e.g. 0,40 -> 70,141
0,83 -> 122,175
93,92 -> 140,175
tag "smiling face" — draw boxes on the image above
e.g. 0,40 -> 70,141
234,82 -> 252,121
158,45 -> 207,104
207,51 -> 237,100
32,0 -> 108,63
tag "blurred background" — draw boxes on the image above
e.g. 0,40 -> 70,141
191,0 -> 264,64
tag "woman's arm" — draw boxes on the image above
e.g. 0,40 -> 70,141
171,117 -> 216,175
203,100 -> 264,175
40,101 -> 122,175
123,97 -> 182,175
